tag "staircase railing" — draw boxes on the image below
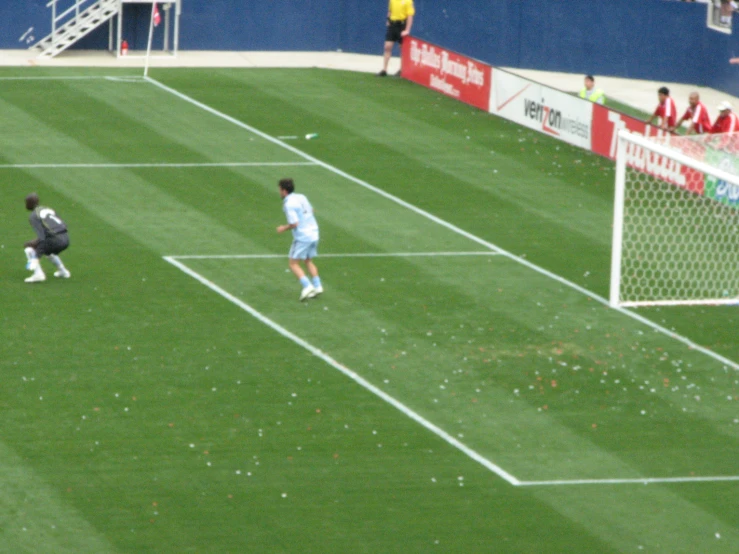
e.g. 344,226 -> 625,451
37,0 -> 95,51
33,0 -> 121,58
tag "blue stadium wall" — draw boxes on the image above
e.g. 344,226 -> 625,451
4,0 -> 739,96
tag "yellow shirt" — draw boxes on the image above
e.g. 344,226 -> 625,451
388,0 -> 415,21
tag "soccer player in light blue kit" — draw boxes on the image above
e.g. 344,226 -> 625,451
276,178 -> 323,301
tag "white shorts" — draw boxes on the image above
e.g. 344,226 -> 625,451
289,240 -> 318,260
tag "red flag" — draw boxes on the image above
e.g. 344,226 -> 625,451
153,3 -> 161,26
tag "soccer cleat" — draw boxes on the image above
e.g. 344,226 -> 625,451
308,286 -> 323,298
299,285 -> 315,302
25,272 -> 46,283
54,269 -> 71,279
376,70 -> 387,77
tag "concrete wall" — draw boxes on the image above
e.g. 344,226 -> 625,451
4,0 -> 739,96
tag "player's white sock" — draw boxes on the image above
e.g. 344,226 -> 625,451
48,254 -> 65,270
48,254 -> 71,278
24,247 -> 39,270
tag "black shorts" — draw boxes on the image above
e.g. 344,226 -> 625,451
385,20 -> 407,44
37,232 -> 69,256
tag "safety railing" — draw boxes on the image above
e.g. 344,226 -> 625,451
43,0 -> 96,49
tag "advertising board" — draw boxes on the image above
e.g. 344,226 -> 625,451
489,70 -> 593,150
402,37 -> 492,111
591,105 -> 704,193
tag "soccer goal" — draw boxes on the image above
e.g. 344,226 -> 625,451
610,129 -> 739,307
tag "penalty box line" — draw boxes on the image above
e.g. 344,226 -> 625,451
518,475 -> 739,486
168,251 -> 501,260
0,162 -> 317,170
163,255 -> 522,487
164,255 -> 739,488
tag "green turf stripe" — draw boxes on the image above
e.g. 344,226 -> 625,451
0,441 -> 116,553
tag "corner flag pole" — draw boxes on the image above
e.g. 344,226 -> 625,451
143,3 -> 160,78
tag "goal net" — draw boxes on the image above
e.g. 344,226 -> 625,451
610,130 -> 739,307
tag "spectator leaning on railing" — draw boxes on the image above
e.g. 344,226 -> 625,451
708,101 -> 739,151
710,101 -> 739,133
671,92 -> 711,134
646,87 -> 677,130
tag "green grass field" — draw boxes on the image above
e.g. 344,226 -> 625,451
1,67 -> 738,553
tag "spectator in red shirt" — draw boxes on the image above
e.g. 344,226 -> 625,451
708,101 -> 739,152
710,101 -> 739,134
672,92 -> 712,134
646,86 -> 677,130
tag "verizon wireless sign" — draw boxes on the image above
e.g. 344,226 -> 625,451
401,38 -> 491,111
490,71 -> 593,150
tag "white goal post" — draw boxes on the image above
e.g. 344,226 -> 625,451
610,129 -> 739,307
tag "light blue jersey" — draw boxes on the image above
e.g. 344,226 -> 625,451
283,193 -> 319,242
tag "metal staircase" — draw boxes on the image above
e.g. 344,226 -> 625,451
32,0 -> 119,59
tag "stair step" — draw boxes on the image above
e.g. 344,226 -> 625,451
32,0 -> 120,58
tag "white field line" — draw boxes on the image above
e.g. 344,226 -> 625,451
0,75 -> 117,81
104,76 -> 146,83
163,255 -> 522,487
145,76 -> 739,374
170,251 -> 500,260
519,475 -> 739,486
166,254 -> 739,487
0,162 -> 316,169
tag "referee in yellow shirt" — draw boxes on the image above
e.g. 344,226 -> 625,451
378,0 -> 415,76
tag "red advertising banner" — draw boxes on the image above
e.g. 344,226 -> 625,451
591,104 -> 704,193
401,37 -> 492,111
